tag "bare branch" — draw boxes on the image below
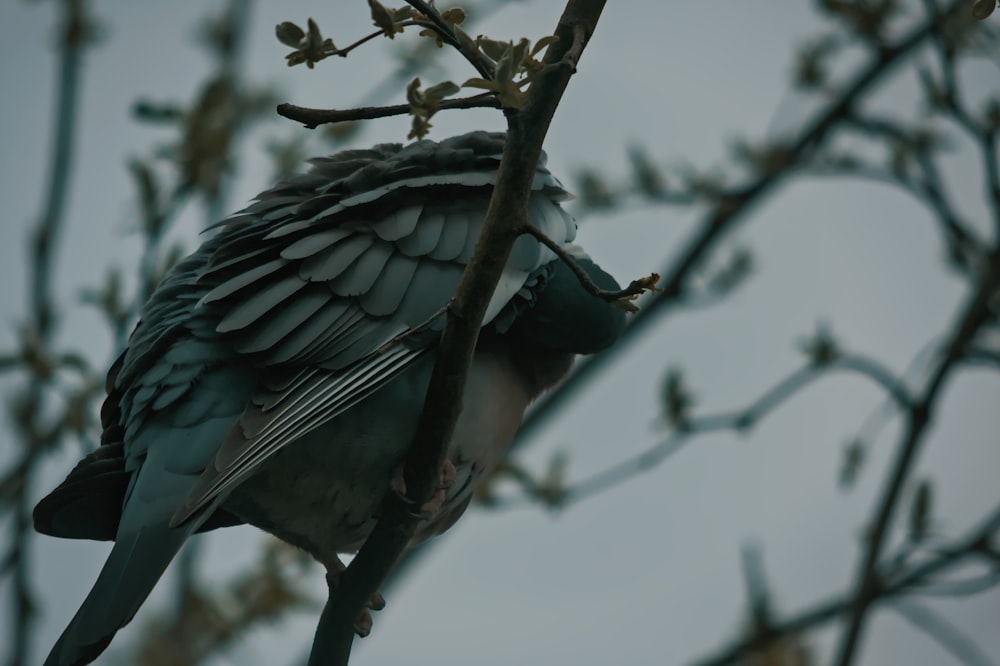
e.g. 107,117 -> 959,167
514,0 -> 972,450
276,93 -> 500,129
491,351 -> 912,511
834,247 -> 1000,665
842,112 -> 982,249
515,224 -> 658,306
2,1 -> 91,664
919,0 -> 1000,236
688,502 -> 1000,666
306,3 -> 605,664
402,0 -> 495,79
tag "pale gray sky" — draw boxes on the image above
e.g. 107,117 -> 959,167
1,2 -> 998,665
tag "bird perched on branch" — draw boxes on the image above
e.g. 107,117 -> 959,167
34,131 -> 626,665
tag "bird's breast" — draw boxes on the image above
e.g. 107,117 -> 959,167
223,351 -> 533,562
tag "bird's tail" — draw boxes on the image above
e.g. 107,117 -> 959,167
43,521 -> 198,666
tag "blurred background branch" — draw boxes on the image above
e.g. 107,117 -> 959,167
1,2 -> 96,666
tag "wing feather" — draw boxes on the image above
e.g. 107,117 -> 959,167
329,241 -> 394,296
280,228 -> 353,260
298,234 -> 373,281
116,132 -> 578,529
234,287 -> 333,354
216,273 -> 307,333
428,208 -> 470,261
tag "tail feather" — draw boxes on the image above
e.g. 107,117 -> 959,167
43,521 -> 198,666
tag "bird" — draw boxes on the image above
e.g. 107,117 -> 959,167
33,130 -> 626,665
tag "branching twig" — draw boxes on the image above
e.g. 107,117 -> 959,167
514,0 -> 970,448
839,112 -> 983,256
403,0 -> 495,79
4,2 -> 90,665
515,224 -> 658,305
920,0 -> 1000,238
276,93 -> 500,129
834,247 -> 1000,665
687,502 -> 1000,666
492,351 -> 912,510
382,0 -> 967,596
306,3 -> 605,664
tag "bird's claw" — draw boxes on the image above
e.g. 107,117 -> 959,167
324,559 -> 386,638
390,459 -> 457,519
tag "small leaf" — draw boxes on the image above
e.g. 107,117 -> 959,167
531,35 -> 559,58
908,479 -> 933,543
707,246 -> 754,295
536,451 -> 569,509
972,0 -> 997,20
461,77 -> 498,91
423,80 -> 460,105
369,0 -> 402,38
628,145 -> 666,198
393,6 -> 414,21
838,439 -> 866,489
477,37 -> 509,62
509,38 -> 530,71
797,322 -> 839,367
275,21 -> 305,47
442,8 -> 466,25
661,367 -> 695,428
406,77 -> 424,107
575,168 -> 616,209
419,27 -> 445,47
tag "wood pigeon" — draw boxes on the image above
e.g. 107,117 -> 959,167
33,131 -> 626,665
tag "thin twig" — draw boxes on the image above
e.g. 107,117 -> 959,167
277,93 -> 501,129
919,0 -> 1000,237
5,1 -> 89,665
514,0 -> 971,449
687,501 -> 1000,666
839,112 -> 983,254
403,0 -> 495,79
493,351 -> 911,510
834,247 -> 1000,665
515,224 -> 658,304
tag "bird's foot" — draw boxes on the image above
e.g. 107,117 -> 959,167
324,557 -> 386,638
390,458 -> 457,518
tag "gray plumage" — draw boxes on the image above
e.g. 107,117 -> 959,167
33,131 -> 626,666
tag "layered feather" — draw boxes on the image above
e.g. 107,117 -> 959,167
36,131 -> 580,666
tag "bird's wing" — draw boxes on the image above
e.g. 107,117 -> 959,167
168,131 -> 576,524
41,132 -> 577,666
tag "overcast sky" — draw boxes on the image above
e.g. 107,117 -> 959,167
1,2 -> 998,665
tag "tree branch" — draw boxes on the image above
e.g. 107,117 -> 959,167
515,224 -> 658,305
514,0 -> 970,449
403,0 -> 495,79
919,0 -> 1000,237
491,351 -> 912,510
834,246 -> 1000,665
3,2 -> 90,665
687,501 -> 1000,666
306,2 -> 606,664
276,94 -> 501,129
